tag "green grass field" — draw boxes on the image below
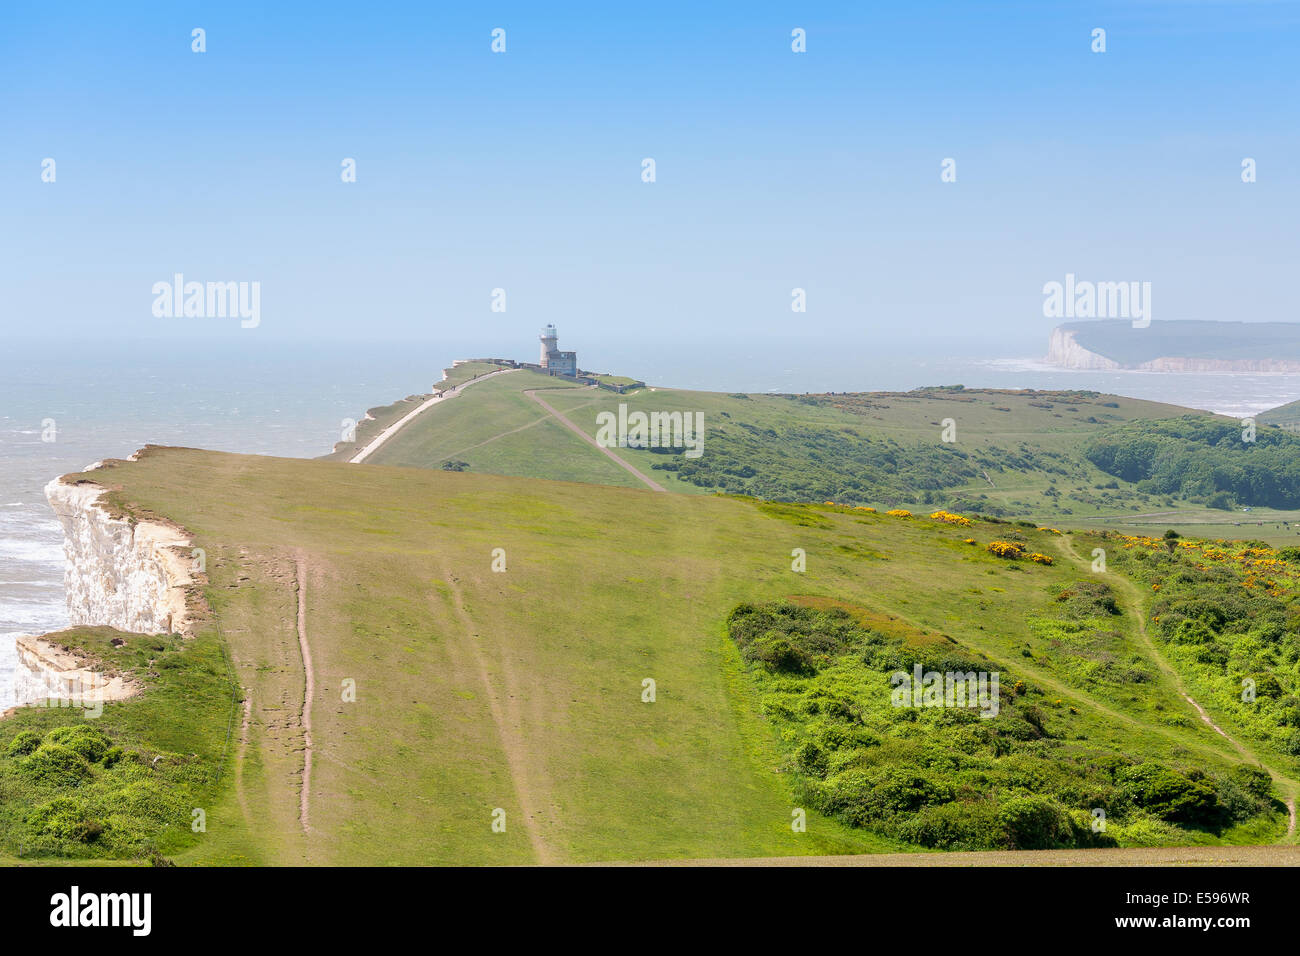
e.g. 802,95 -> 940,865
354,373 -> 1300,537
365,371 -> 646,486
5,445 -> 1295,864
319,361 -> 514,463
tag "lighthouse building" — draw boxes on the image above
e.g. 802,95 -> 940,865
539,324 -> 578,376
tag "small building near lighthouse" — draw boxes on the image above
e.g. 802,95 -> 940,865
539,324 -> 578,376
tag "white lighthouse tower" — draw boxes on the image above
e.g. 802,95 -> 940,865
538,325 -> 578,376
540,324 -> 559,367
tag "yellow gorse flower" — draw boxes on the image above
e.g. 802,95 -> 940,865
929,510 -> 972,527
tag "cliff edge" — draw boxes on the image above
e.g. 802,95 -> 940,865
44,471 -> 195,636
6,464 -> 199,713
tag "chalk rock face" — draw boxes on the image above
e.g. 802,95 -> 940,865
44,476 -> 193,636
1045,327 -> 1121,370
12,634 -> 140,710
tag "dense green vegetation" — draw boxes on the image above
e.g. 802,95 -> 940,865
1092,530 -> 1300,767
730,598 -> 1281,849
649,412 -> 1072,509
0,626 -> 236,861
1084,416 -> 1300,509
382,374 -> 1233,517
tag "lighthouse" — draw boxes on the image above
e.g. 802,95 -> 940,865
538,324 -> 578,376
540,324 -> 558,366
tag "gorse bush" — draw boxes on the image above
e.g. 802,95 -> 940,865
1055,579 -> 1121,617
1094,530 -> 1300,768
44,725 -> 112,763
6,730 -> 41,758
729,599 -> 1278,850
987,541 -> 1025,559
1,718 -> 210,859
21,745 -> 93,788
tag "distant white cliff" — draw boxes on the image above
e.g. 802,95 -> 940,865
1045,327 -> 1121,370
1046,324 -> 1300,372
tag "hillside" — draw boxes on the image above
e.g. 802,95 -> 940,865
320,361 -> 514,463
5,447 -> 1297,863
1260,398 -> 1300,430
348,370 -> 1300,544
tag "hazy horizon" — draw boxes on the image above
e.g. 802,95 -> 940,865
4,1 -> 1297,356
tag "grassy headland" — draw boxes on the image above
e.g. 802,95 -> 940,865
5,447 -> 1295,863
348,372 -> 1300,544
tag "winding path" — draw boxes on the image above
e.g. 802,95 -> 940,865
294,552 -> 315,833
349,368 -> 520,464
1056,534 -> 1298,839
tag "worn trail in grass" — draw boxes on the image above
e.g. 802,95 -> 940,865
28,446 -> 1284,862
1056,534 -> 1300,842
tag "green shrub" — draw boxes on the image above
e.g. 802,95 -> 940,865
44,725 -> 113,764
997,796 -> 1077,849
6,730 -> 42,757
1054,580 -> 1120,617
1228,766 -> 1272,800
794,740 -> 829,777
750,635 -> 816,674
22,745 -> 93,787
896,800 -> 1002,850
27,796 -> 104,843
1119,763 -> 1218,824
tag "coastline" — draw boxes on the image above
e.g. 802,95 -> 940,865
349,366 -> 520,463
4,461 -> 200,716
1045,325 -> 1300,374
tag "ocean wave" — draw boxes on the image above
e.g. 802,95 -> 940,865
0,604 -> 68,630
0,538 -> 65,563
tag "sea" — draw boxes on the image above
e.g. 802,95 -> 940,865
4,336 -> 1300,710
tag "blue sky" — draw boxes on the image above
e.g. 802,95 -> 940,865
2,0 -> 1297,364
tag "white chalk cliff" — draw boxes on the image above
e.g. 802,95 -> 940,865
11,635 -> 140,710
6,467 -> 195,713
44,473 -> 194,636
1045,327 -> 1121,370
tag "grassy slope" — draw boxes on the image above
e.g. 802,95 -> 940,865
1259,398 -> 1300,430
365,371 -> 644,487
353,373 -> 1300,541
319,393 -> 431,463
318,361 -> 512,463
13,446 -> 1290,864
